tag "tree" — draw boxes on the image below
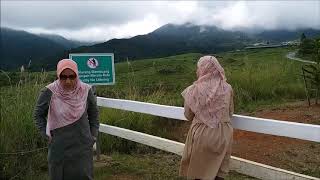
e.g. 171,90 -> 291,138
301,37 -> 320,105
314,38 -> 320,63
298,34 -> 316,56
300,33 -> 307,42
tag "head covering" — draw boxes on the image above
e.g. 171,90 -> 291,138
182,56 -> 232,128
45,59 -> 91,137
56,59 -> 79,77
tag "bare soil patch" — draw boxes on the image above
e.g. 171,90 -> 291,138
173,102 -> 320,177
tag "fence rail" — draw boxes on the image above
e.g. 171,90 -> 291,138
97,97 -> 320,142
97,97 -> 320,180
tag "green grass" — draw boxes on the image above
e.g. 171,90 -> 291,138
0,82 -> 49,178
93,152 -> 258,180
221,48 -> 305,111
96,47 -> 305,112
23,152 -> 257,180
0,47 -> 313,179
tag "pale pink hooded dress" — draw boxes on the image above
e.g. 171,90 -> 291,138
179,56 -> 234,179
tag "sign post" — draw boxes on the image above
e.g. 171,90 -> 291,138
69,53 -> 115,85
69,53 -> 115,161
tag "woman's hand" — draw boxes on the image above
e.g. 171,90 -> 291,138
47,136 -> 52,144
92,136 -> 97,143
92,136 -> 97,150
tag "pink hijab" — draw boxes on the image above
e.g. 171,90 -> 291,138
182,56 -> 232,128
46,59 -> 91,137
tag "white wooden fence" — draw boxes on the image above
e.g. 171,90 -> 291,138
97,97 -> 320,180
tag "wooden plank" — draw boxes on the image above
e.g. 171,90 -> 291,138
99,124 -> 184,155
232,115 -> 320,142
231,156 -> 320,180
97,97 -> 186,120
97,97 -> 320,142
99,124 -> 319,180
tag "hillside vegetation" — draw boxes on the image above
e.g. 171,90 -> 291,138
0,47 -> 310,179
2,24 -> 319,71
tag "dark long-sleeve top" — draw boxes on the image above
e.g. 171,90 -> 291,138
34,87 -> 100,140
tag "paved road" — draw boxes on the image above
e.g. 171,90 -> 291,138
286,51 -> 317,64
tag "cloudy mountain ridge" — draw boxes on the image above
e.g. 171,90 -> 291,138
1,23 -> 319,70
0,27 -> 96,70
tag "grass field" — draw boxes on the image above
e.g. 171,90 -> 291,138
0,47 -> 313,179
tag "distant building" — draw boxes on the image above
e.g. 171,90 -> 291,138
253,42 -> 268,46
245,39 -> 300,49
286,40 -> 300,46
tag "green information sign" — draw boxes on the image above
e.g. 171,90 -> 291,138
69,53 -> 115,85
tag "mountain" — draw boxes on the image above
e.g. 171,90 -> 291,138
0,27 -> 94,70
254,29 -> 320,42
38,33 -> 98,49
68,23 -> 251,63
68,24 -> 320,64
37,33 -> 79,49
1,24 -> 320,71
0,27 -> 68,70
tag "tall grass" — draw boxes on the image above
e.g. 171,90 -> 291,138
97,59 -> 188,154
0,72 -> 50,179
98,48 -> 306,112
222,48 -> 305,111
0,48 -> 308,178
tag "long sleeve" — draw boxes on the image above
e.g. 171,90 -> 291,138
184,102 -> 195,121
34,88 -> 52,140
87,88 -> 99,138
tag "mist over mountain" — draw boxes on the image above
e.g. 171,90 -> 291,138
1,23 -> 319,71
0,27 -> 66,70
68,23 -> 319,63
0,27 -> 95,70
68,23 -> 251,64
38,33 -> 98,48
254,29 -> 320,42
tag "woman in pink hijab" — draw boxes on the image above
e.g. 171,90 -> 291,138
179,56 -> 234,180
34,59 -> 99,180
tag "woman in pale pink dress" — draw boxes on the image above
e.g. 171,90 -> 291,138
180,56 -> 234,180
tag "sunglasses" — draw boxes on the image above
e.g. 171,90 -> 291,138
60,74 -> 76,80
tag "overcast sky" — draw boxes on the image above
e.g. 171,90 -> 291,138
1,1 -> 320,42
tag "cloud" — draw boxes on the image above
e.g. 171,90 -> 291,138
1,1 -> 319,42
187,1 -> 320,30
1,1 -> 150,29
24,13 -> 162,42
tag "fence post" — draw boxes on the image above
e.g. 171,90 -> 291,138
302,67 -> 311,106
96,133 -> 101,161
92,85 -> 101,161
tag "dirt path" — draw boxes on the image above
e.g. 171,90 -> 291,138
286,51 -> 317,64
232,103 -> 319,174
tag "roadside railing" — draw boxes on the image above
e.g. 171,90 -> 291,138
97,97 -> 320,180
